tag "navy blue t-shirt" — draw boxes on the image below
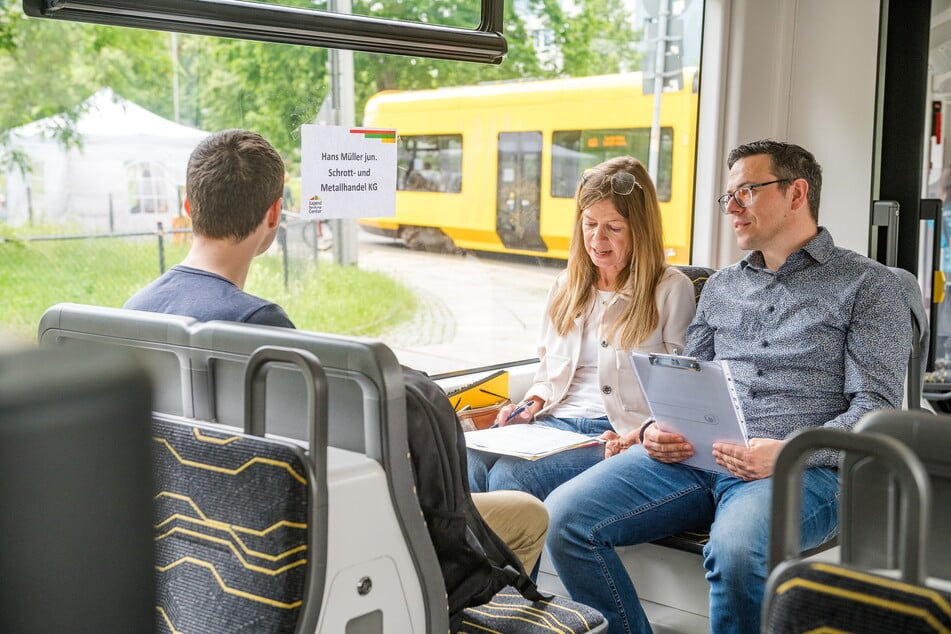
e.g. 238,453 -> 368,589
124,265 -> 295,328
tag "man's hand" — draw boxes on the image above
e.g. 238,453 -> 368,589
600,429 -> 640,458
642,423 -> 694,463
712,438 -> 784,481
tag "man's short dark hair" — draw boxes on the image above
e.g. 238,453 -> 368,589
186,129 -> 284,240
727,139 -> 822,221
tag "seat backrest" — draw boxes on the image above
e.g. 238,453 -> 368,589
842,409 -> 951,581
888,267 -> 929,410
0,347 -> 155,634
37,302 -> 449,633
151,346 -> 327,634
674,265 -> 716,304
152,415 -> 318,633
764,424 -> 942,633
38,303 -> 395,455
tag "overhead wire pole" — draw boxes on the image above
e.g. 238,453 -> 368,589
170,32 -> 180,123
647,0 -> 669,184
326,0 -> 359,266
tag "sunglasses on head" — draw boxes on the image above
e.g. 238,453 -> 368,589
581,169 -> 640,196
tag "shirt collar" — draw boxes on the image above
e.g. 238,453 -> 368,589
740,227 -> 833,272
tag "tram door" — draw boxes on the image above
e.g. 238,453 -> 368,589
496,131 -> 546,251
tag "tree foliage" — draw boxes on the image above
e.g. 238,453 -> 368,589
528,0 -> 641,76
0,0 -> 645,164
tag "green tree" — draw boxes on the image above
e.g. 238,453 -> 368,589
527,0 -> 641,77
352,0 -> 548,113
194,36 -> 327,162
0,1 -> 183,153
0,0 -> 641,168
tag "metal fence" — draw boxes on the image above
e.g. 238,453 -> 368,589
0,214 -> 328,289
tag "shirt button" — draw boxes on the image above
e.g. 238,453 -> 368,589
600,340 -> 608,348
768,306 -> 775,313
757,369 -> 764,377
602,385 -> 613,395
761,341 -> 769,347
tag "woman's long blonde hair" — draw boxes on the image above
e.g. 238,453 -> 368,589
549,156 -> 667,349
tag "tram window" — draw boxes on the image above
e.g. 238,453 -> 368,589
551,128 -> 674,202
3,0 -> 704,370
397,135 -> 463,193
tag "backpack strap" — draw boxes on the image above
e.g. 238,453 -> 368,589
505,564 -> 549,602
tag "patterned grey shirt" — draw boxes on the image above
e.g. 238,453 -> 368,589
684,228 -> 912,468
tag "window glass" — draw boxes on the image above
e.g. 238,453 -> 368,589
248,0 -> 484,29
397,135 -> 463,193
1,0 -> 704,374
551,127 -> 673,201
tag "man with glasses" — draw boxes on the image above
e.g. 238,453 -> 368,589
545,139 -> 912,634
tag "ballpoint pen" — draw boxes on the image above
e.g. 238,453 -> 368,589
505,399 -> 536,422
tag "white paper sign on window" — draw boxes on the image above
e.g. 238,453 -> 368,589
300,124 -> 397,219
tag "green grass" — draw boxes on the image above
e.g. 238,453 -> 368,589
0,227 -> 416,343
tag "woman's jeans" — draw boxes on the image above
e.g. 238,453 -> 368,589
545,446 -> 840,634
467,415 -> 612,500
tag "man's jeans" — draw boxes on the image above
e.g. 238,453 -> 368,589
545,446 -> 839,634
467,416 -> 612,500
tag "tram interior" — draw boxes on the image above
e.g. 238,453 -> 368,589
6,1 -> 951,633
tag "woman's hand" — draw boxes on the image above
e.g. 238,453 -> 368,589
600,429 -> 640,458
494,398 -> 539,426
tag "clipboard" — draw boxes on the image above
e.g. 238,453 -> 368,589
630,352 -> 749,474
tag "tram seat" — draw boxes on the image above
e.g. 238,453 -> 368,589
888,267 -> 929,410
675,264 -> 716,305
150,346 -> 328,634
843,409 -> 951,583
38,303 -> 446,633
764,420 -> 951,633
37,303 -> 608,634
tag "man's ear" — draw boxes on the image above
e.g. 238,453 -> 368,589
183,198 -> 193,218
789,179 -> 809,212
265,198 -> 283,228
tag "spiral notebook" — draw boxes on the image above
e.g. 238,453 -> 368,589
630,352 -> 749,474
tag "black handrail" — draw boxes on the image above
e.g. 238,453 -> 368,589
23,0 -> 508,64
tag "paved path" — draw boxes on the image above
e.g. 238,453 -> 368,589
356,238 -> 562,373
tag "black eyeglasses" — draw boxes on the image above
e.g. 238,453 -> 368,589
582,169 -> 641,196
717,179 -> 792,214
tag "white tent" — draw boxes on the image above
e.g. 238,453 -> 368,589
3,88 -> 209,233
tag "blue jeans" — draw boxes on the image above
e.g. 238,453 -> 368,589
545,446 -> 840,634
467,416 -> 612,500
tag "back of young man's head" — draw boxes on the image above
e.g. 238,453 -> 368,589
186,129 -> 284,240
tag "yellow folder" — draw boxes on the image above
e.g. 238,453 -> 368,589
446,370 -> 509,410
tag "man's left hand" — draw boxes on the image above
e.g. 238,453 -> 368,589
712,438 -> 784,481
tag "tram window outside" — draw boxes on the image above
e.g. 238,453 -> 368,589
1,0 -> 704,372
397,135 -> 463,193
551,127 -> 674,201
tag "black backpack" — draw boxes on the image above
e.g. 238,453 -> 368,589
401,366 -> 547,628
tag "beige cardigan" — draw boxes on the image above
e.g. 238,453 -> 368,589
524,266 -> 697,436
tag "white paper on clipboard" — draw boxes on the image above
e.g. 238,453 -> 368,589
630,352 -> 749,474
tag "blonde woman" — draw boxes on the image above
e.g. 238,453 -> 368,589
468,156 -> 696,501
